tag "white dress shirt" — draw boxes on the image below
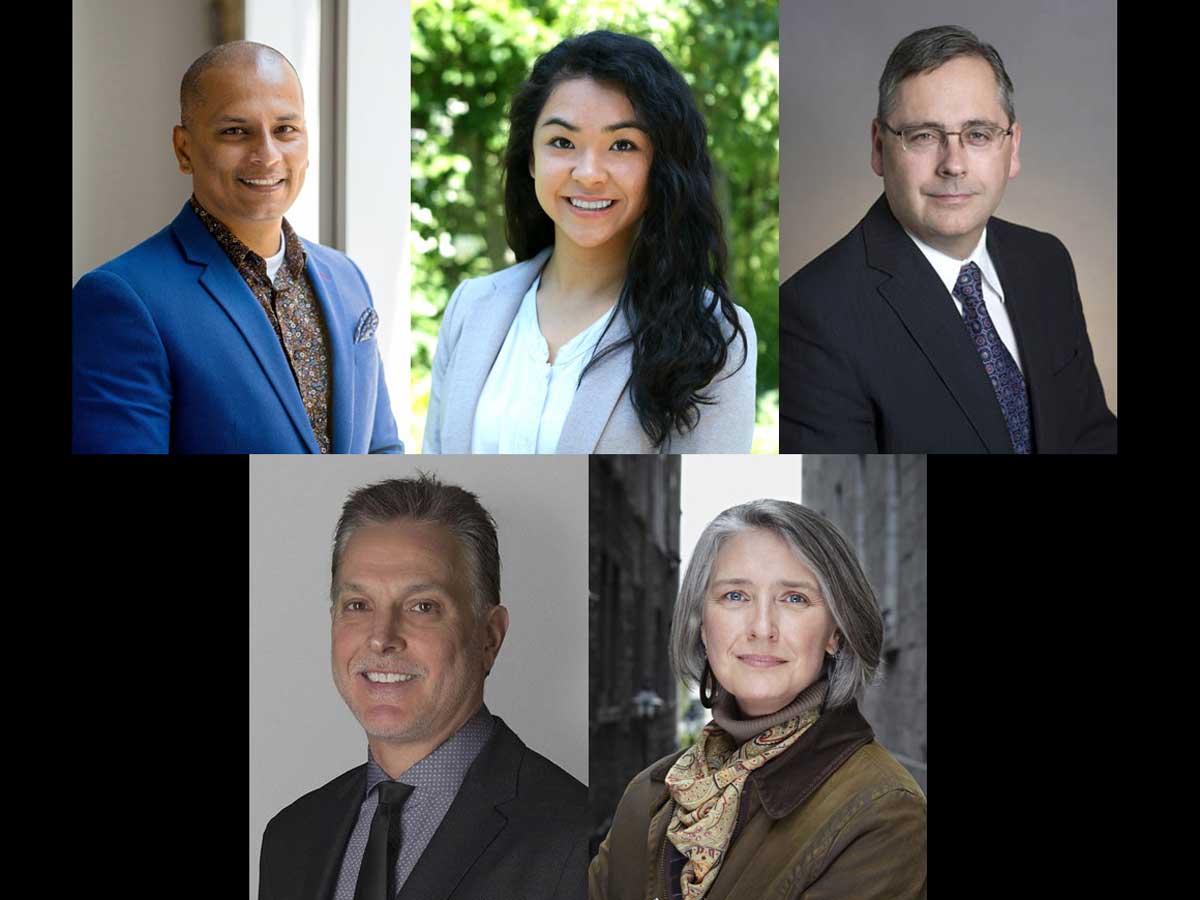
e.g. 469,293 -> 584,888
904,227 -> 1024,374
264,228 -> 286,282
470,275 -> 617,453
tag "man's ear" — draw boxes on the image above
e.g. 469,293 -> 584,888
173,125 -> 194,175
481,604 -> 509,675
870,119 -> 885,178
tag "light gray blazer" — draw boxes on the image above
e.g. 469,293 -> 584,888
424,247 -> 757,453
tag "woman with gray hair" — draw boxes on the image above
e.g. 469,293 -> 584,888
588,499 -> 927,899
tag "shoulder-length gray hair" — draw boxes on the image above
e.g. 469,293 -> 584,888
669,499 -> 883,709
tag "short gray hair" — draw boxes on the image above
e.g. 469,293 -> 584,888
877,25 -> 1015,126
669,499 -> 883,709
330,473 -> 501,615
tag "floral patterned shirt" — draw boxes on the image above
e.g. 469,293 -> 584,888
188,196 -> 332,453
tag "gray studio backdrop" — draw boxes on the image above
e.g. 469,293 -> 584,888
249,455 -> 588,897
780,0 -> 1117,412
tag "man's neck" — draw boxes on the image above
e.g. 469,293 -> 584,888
368,700 -> 484,780
230,220 -> 284,259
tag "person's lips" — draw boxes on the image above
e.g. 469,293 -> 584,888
736,654 -> 787,667
238,175 -> 286,192
564,195 -> 618,216
925,192 -> 976,205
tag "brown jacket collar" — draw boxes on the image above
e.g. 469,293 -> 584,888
648,699 -> 876,820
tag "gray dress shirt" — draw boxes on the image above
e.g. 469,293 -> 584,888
332,705 -> 496,899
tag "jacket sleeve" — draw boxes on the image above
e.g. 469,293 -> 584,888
779,275 -> 879,453
72,269 -> 172,453
257,816 -> 277,900
802,787 -> 927,900
1056,240 -> 1117,452
368,352 -> 404,453
422,277 -> 469,454
670,304 -> 757,453
588,773 -> 652,900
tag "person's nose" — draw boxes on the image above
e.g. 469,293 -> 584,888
748,599 -> 778,642
248,129 -> 284,169
572,146 -> 606,189
367,606 -> 406,654
936,134 -> 969,179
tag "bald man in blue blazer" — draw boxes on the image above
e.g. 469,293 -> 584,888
72,41 -> 402,454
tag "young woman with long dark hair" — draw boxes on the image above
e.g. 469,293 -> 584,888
424,30 -> 756,453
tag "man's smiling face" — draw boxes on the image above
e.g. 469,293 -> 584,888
172,55 -> 308,238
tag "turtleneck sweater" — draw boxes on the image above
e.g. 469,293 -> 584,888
710,677 -> 829,743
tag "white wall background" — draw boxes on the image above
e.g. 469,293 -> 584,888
679,455 -> 805,577
345,0 -> 411,440
245,0 -> 323,241
72,0 -> 211,283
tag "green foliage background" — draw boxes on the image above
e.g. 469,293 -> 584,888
410,0 -> 779,452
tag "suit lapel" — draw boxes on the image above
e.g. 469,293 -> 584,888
298,765 -> 368,900
556,309 -> 633,452
862,196 -> 1012,452
986,225 -> 1050,451
440,250 -> 551,451
396,719 -> 520,900
171,204 -> 319,453
305,251 -> 355,454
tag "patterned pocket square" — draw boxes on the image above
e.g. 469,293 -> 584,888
354,308 -> 379,343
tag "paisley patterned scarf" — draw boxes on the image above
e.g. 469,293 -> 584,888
663,684 -> 825,900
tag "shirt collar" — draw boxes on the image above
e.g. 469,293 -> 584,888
187,194 -> 306,269
515,274 -> 618,365
648,699 -> 876,820
364,703 -> 495,798
903,226 -> 1005,302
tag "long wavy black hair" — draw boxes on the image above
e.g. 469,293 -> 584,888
502,30 -> 748,448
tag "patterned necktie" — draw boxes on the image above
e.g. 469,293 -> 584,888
953,262 -> 1032,453
353,781 -> 414,900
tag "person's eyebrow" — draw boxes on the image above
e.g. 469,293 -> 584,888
897,118 -> 1003,130
538,116 -> 648,133
213,113 -> 302,124
710,577 -> 823,593
539,116 -> 579,131
332,580 -> 453,599
602,119 -> 647,133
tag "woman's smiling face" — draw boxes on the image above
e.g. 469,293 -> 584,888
702,529 -> 840,717
529,77 -> 653,255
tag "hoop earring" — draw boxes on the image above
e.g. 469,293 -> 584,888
700,659 -> 717,708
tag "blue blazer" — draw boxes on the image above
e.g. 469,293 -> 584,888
72,202 -> 403,454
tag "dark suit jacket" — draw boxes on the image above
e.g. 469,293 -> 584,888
780,195 -> 1117,452
72,203 -> 403,453
258,717 -> 587,900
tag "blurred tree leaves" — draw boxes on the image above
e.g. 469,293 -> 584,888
411,0 -> 778,451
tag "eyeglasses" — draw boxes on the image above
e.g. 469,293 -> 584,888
881,122 -> 1013,154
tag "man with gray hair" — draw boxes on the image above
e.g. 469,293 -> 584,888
780,25 -> 1117,453
73,40 -> 401,453
258,473 -> 587,900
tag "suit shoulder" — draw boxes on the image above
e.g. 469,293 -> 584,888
781,221 -> 869,303
826,741 -> 926,806
76,224 -> 179,289
263,764 -> 364,835
515,742 -> 587,807
988,216 -> 1073,262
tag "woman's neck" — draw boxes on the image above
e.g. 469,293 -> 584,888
540,232 -> 632,308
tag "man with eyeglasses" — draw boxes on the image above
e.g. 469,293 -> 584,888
780,25 -> 1117,453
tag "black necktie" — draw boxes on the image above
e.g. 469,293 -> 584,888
353,781 -> 414,900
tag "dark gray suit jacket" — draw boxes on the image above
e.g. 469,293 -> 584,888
780,195 -> 1117,452
258,717 -> 587,900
